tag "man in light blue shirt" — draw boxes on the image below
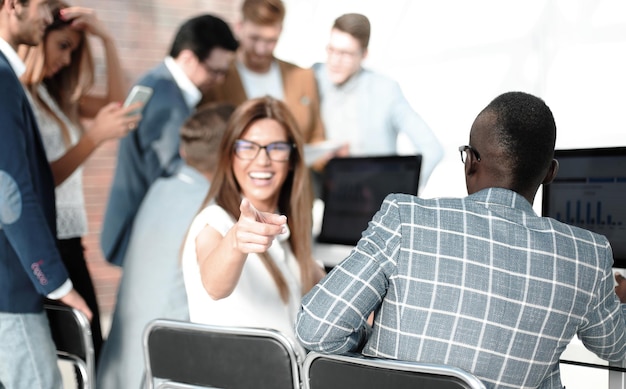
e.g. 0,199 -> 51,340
97,103 -> 235,389
314,13 -> 443,190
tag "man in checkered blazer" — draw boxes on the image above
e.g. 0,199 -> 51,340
296,91 -> 626,389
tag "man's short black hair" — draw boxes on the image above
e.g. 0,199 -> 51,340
485,91 -> 556,192
169,14 -> 238,61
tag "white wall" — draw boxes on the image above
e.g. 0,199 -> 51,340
275,0 -> 626,202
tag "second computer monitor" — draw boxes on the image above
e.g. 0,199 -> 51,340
317,155 -> 422,246
542,147 -> 626,268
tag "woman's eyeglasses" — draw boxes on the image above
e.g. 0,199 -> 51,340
234,139 -> 295,162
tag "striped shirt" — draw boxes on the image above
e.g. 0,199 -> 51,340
296,188 -> 626,389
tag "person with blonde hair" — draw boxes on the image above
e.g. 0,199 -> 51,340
182,96 -> 325,347
20,0 -> 141,362
98,103 -> 235,389
203,0 -> 325,148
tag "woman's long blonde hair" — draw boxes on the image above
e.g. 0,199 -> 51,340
198,96 -> 316,303
19,0 -> 95,145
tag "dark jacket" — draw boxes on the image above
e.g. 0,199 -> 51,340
101,62 -> 191,266
0,51 -> 69,313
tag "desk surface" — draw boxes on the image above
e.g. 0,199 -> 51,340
313,242 -> 353,268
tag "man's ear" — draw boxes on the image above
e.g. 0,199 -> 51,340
463,154 -> 480,194
176,49 -> 195,64
234,20 -> 243,40
542,159 -> 559,185
174,49 -> 199,75
466,153 -> 479,177
7,0 -> 20,13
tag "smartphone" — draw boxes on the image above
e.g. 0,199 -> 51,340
123,85 -> 153,116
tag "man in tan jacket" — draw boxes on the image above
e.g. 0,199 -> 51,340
203,0 -> 325,145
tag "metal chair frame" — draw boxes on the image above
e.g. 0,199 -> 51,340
302,351 -> 486,389
143,319 -> 303,389
45,303 -> 94,389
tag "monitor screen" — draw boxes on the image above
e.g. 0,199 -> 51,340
317,155 -> 422,246
542,147 -> 626,268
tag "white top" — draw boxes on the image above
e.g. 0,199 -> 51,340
237,60 -> 284,100
182,204 -> 302,341
29,84 -> 88,239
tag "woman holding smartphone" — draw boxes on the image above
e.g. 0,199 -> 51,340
20,0 -> 141,362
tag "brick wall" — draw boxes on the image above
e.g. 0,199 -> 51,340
77,0 -> 241,318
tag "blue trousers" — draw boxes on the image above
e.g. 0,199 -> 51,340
0,311 -> 62,389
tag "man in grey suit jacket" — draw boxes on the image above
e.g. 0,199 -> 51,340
296,91 -> 626,389
102,14 -> 237,266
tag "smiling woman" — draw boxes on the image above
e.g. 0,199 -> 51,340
232,118 -> 292,212
181,96 -> 325,350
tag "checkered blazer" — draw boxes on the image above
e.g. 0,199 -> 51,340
296,188 -> 626,389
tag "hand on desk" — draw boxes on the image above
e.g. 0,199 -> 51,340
614,272 -> 626,303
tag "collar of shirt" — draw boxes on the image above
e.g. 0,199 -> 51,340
0,38 -> 26,77
176,164 -> 209,186
317,63 -> 365,94
164,56 -> 202,109
469,187 -> 536,215
325,64 -> 364,94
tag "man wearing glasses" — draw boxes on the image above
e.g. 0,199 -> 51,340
313,13 -> 443,191
102,15 -> 238,267
296,91 -> 626,389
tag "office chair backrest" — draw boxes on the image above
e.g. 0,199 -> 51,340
302,352 -> 486,389
143,319 -> 303,389
44,303 -> 94,389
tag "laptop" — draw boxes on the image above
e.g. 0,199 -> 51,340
316,155 -> 422,248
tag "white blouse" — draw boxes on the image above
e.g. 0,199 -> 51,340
182,204 -> 302,341
29,84 -> 87,239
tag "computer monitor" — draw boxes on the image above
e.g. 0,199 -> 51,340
542,147 -> 626,268
317,155 -> 422,246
